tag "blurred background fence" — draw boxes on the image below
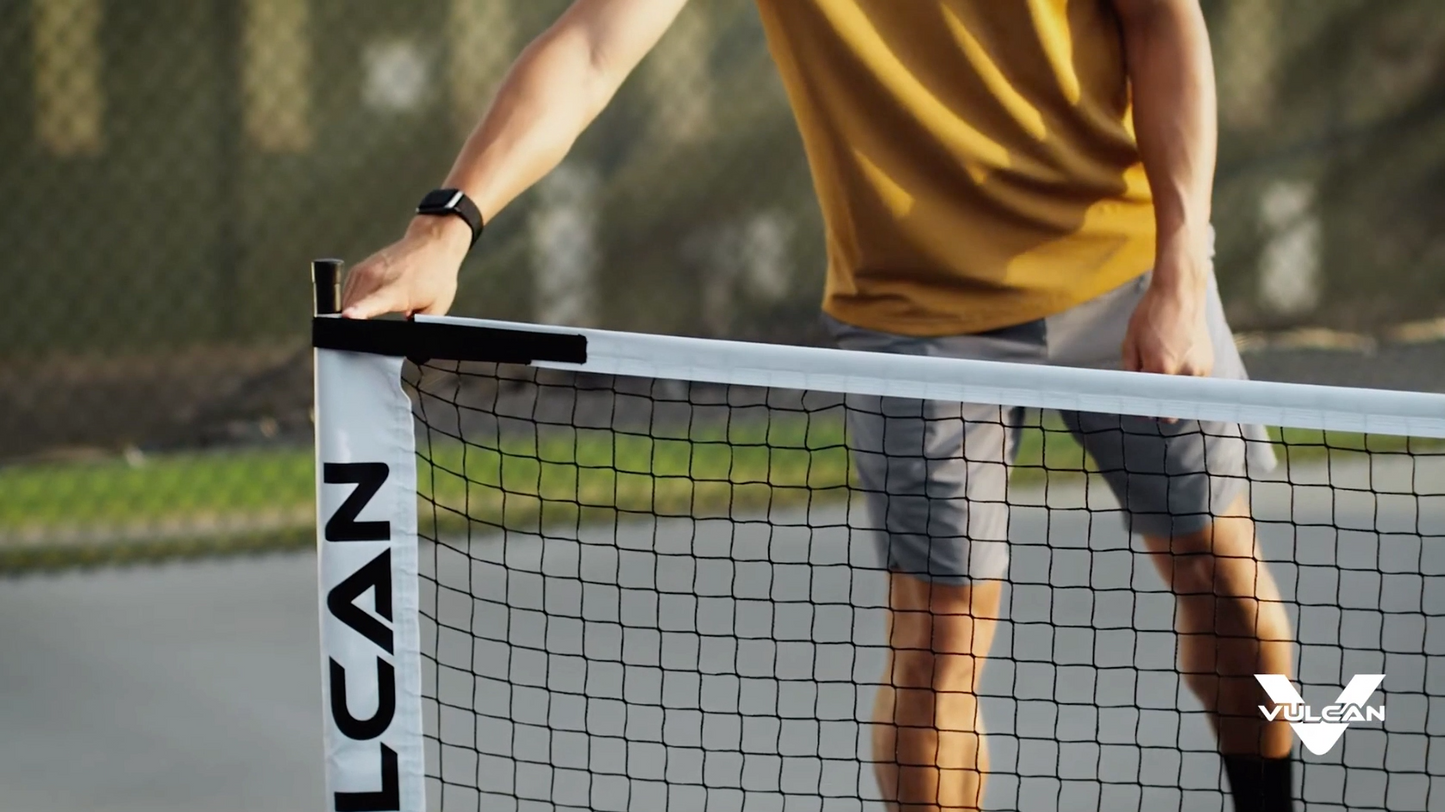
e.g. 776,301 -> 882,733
2,0 -> 1444,567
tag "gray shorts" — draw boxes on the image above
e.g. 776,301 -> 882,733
827,272 -> 1277,584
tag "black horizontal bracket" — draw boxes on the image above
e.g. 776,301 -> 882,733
312,317 -> 587,366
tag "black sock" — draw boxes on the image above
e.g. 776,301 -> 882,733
1223,754 -> 1294,812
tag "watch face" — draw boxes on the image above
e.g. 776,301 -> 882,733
419,189 -> 461,211
415,189 -> 481,245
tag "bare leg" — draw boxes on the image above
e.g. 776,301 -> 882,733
1142,494 -> 1294,758
874,573 -> 1002,812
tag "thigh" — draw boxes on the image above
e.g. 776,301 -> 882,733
826,315 -> 1040,583
1052,273 -> 1277,536
1063,409 -> 1253,538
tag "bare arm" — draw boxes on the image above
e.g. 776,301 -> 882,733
445,0 -> 690,222
342,0 -> 691,319
1113,0 -> 1220,376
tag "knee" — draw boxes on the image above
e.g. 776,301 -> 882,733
1167,547 -> 1222,597
1168,553 -> 1292,644
886,649 -> 985,738
1155,517 -> 1262,598
886,576 -> 1000,696
891,647 -> 982,695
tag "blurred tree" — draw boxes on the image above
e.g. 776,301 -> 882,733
1209,0 -> 1445,332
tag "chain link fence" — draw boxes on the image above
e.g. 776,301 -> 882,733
2,0 -> 1444,567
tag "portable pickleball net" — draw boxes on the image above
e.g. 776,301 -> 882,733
310,261 -> 1445,812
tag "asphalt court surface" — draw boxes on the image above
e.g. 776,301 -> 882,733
2,457 -> 1441,811
0,554 -> 324,812
423,456 -> 1445,812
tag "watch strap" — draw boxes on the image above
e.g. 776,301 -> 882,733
416,188 -> 483,246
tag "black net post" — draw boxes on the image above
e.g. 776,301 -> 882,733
313,258 -> 343,316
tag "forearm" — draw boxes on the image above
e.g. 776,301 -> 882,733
410,0 -> 688,240
436,30 -> 604,224
1117,0 -> 1218,289
343,1 -> 684,319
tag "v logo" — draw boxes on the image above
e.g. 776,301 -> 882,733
1255,674 -> 1386,755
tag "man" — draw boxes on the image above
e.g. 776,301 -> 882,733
341,1 -> 1297,810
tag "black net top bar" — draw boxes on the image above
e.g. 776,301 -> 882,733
313,316 -> 587,367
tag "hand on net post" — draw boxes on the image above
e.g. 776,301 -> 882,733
340,214 -> 471,320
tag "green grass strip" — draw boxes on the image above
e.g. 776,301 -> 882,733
0,446 -> 314,530
3,412 -> 1439,572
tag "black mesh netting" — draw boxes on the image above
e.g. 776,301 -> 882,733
406,359 -> 1445,812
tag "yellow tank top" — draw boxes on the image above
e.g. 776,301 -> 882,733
754,0 -> 1157,336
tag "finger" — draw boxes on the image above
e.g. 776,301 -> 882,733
339,274 -> 355,311
342,285 -> 401,320
339,264 -> 372,312
339,286 -> 370,318
1178,358 -> 1210,377
1143,349 -> 1182,377
341,247 -> 397,312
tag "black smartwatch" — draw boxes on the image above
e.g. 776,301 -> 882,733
416,188 -> 483,247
